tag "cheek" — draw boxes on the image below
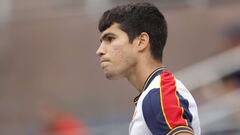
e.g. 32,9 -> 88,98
110,42 -> 136,67
111,46 -> 124,60
114,48 -> 136,67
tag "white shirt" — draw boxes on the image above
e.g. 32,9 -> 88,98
129,68 -> 201,135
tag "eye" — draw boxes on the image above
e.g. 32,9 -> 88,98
106,36 -> 115,42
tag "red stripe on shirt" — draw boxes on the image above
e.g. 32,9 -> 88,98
160,71 -> 187,129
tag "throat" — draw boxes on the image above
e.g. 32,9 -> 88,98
126,70 -> 145,93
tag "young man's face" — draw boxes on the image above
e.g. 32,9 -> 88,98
96,23 -> 138,79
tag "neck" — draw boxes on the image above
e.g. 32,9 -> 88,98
126,59 -> 163,93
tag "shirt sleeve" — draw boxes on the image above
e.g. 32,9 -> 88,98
142,88 -> 194,135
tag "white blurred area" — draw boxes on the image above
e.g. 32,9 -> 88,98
0,0 -> 240,135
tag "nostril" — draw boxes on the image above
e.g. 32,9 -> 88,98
96,50 -> 103,56
99,52 -> 105,57
96,49 -> 105,56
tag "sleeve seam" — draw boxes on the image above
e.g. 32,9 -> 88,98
167,126 -> 193,135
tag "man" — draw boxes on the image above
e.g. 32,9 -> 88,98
96,2 -> 200,135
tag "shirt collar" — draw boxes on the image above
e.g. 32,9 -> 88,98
134,67 -> 166,105
142,67 -> 166,91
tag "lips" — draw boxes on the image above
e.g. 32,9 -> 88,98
100,58 -> 110,63
100,59 -> 110,69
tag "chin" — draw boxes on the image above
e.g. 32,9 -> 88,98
105,72 -> 122,80
105,74 -> 119,80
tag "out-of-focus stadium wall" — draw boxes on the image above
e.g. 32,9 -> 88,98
0,0 -> 239,134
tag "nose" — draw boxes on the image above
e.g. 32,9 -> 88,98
96,43 -> 105,57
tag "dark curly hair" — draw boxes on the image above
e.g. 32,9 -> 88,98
98,2 -> 168,62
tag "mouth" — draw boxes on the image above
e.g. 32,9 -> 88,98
99,59 -> 110,69
100,59 -> 110,63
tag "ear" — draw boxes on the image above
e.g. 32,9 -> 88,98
136,32 -> 150,52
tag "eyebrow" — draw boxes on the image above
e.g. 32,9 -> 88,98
100,33 -> 116,42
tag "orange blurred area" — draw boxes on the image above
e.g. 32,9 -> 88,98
41,114 -> 89,135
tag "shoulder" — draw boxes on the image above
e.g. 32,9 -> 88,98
141,71 -> 195,135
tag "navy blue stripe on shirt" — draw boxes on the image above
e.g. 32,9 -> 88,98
176,92 -> 193,126
142,88 -> 170,135
142,89 -> 194,135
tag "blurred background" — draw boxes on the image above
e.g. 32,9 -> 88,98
0,0 -> 240,135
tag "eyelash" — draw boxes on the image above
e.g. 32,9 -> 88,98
100,36 -> 115,43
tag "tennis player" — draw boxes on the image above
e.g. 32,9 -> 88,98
96,2 -> 201,135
